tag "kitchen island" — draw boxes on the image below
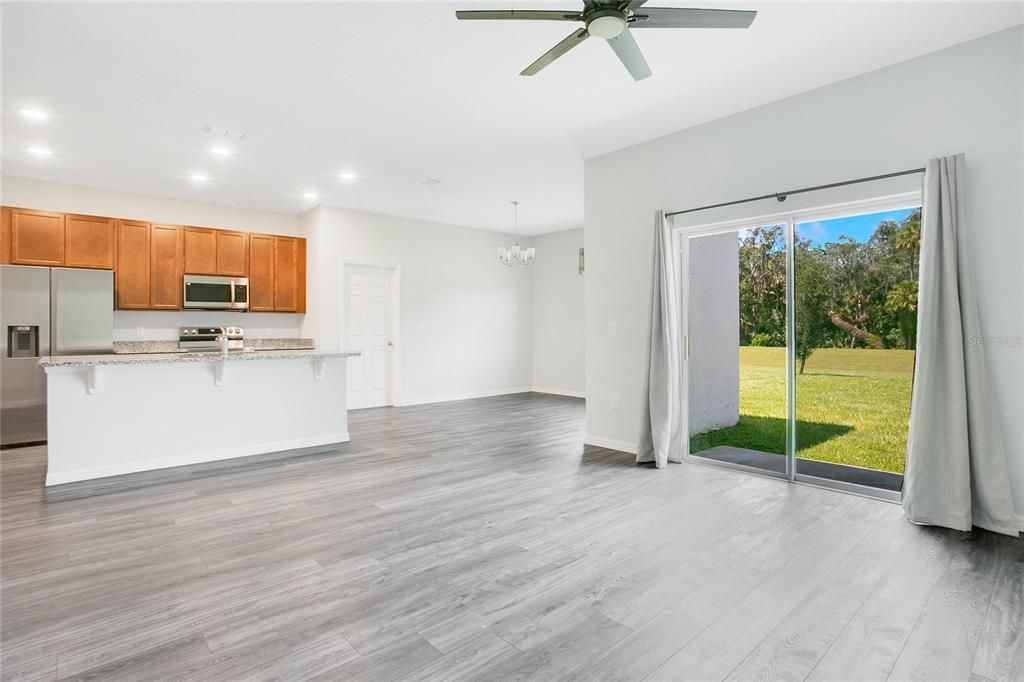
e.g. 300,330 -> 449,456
40,350 -> 358,486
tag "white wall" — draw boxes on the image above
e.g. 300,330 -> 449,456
687,231 -> 739,433
531,228 -> 585,397
584,26 -> 1024,517
0,176 -> 305,340
303,205 -> 534,405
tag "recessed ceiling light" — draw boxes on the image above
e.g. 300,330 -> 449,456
21,108 -> 48,121
190,172 -> 209,183
303,191 -> 319,200
210,146 -> 231,157
339,171 -> 357,181
28,146 -> 52,157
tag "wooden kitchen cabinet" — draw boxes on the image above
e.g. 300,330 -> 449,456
273,236 -> 299,312
65,214 -> 116,269
150,225 -> 182,309
184,227 -> 248,276
183,227 -> 217,275
248,234 -> 275,311
9,209 -> 65,266
215,230 -> 248,277
3,203 -> 299,314
116,221 -> 182,310
248,235 -> 305,313
0,207 -> 10,263
116,220 -> 152,309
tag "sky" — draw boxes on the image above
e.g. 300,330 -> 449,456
797,208 -> 916,247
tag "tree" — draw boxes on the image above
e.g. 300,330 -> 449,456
737,226 -> 786,346
793,239 -> 833,373
885,280 -> 919,350
733,208 -> 921,354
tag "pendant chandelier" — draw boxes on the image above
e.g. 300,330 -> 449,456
498,201 -> 535,266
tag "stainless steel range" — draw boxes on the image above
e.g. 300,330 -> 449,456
178,326 -> 244,352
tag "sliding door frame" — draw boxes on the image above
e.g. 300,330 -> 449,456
674,191 -> 920,502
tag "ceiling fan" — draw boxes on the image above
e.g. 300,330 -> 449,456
455,1 -> 756,81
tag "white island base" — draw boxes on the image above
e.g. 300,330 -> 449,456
41,351 -> 358,486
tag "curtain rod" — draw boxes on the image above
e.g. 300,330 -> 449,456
664,167 -> 926,218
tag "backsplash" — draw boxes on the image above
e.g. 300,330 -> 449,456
113,311 -> 304,341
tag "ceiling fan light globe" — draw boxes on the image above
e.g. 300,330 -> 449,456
587,14 -> 626,39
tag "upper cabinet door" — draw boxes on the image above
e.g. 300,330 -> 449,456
273,236 -> 298,312
116,220 -> 152,309
10,209 -> 65,266
248,234 -> 275,312
65,214 -> 115,269
150,225 -> 182,309
183,227 -> 217,275
295,237 -> 306,314
216,230 -> 248,277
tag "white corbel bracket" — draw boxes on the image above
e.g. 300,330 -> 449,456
86,366 -> 103,395
313,357 -> 326,380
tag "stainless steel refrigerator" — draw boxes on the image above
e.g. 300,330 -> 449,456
1,265 -> 114,447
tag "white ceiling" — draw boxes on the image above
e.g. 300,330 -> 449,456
2,2 -> 1021,234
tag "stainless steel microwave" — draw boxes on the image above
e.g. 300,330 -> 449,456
183,275 -> 249,310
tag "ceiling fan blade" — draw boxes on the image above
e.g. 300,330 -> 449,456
521,28 -> 590,76
626,0 -> 650,9
630,7 -> 757,29
455,9 -> 583,21
607,28 -> 651,81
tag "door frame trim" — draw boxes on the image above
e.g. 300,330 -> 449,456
340,261 -> 401,408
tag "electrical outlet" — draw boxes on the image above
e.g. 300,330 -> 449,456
610,394 -> 620,409
608,322 -> 617,336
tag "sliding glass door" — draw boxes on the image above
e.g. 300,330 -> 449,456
679,201 -> 921,498
793,208 -> 920,493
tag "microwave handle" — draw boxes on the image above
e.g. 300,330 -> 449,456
230,281 -> 236,306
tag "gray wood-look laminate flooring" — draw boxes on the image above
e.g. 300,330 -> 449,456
2,393 -> 1021,681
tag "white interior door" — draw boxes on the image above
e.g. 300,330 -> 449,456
346,266 -> 394,409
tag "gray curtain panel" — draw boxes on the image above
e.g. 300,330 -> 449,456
902,154 -> 1019,536
637,211 -> 684,468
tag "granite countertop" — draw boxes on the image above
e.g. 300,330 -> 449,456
113,338 -> 317,354
40,349 -> 360,368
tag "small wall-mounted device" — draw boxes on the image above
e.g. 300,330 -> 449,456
578,247 -> 585,275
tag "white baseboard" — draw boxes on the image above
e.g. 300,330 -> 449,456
45,433 -> 350,486
530,387 -> 586,399
584,435 -> 639,455
395,387 -> 532,407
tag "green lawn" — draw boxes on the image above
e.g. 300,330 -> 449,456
690,347 -> 915,474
